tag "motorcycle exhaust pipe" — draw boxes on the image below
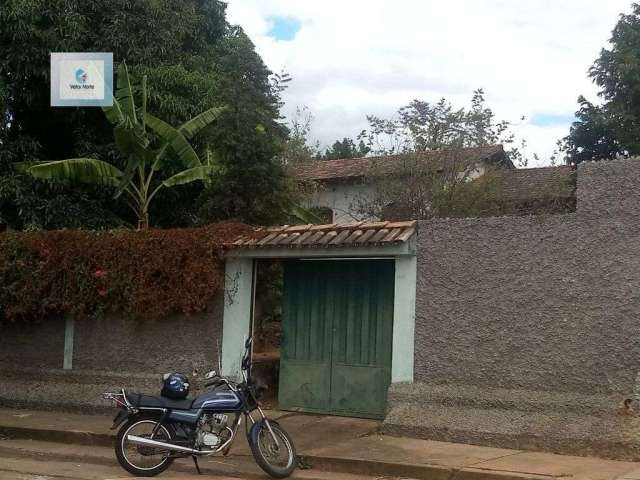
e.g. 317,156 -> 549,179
126,435 -> 214,455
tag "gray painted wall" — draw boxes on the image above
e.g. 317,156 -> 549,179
414,159 -> 640,395
0,317 -> 66,369
1,294 -> 224,375
383,159 -> 640,459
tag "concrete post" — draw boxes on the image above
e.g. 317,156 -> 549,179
221,258 -> 254,380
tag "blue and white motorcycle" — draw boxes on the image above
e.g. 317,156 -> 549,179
104,339 -> 296,478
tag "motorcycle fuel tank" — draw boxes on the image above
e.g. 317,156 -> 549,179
192,390 -> 242,412
167,390 -> 242,424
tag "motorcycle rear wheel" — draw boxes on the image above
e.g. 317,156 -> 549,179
115,415 -> 175,477
248,420 -> 296,478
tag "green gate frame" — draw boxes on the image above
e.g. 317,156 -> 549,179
221,240 -> 417,399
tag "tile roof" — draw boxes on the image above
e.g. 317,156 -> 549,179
226,221 -> 417,250
289,145 -> 509,181
494,166 -> 575,202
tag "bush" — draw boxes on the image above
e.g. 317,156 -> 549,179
0,223 -> 254,322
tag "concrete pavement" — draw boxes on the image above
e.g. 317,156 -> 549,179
0,439 -> 391,480
2,407 -> 640,479
0,452 -> 383,480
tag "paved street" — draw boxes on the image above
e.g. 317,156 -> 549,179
0,457 -> 197,480
0,455 -> 232,480
0,441 -> 391,480
6,407 -> 640,480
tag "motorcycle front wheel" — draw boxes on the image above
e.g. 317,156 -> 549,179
115,415 -> 175,477
248,420 -> 296,478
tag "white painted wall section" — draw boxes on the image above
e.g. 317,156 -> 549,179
306,182 -> 377,224
221,257 -> 254,380
392,255 -> 417,383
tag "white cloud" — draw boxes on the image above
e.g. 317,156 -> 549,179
226,0 -> 632,166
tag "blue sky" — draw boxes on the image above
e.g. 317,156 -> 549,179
530,114 -> 577,127
227,0 -> 632,166
267,17 -> 301,41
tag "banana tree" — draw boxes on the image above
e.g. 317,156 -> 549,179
18,63 -> 225,229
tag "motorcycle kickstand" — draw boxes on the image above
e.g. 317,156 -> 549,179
192,455 -> 202,475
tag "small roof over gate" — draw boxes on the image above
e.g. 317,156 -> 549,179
226,220 -> 417,250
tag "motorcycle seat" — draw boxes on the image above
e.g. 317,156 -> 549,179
126,391 -> 194,410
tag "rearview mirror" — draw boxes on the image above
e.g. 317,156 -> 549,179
205,370 -> 217,379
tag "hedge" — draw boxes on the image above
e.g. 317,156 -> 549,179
0,223 -> 254,322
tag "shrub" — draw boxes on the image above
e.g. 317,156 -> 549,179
0,223 -> 254,322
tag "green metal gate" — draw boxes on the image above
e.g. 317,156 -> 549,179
278,259 -> 394,418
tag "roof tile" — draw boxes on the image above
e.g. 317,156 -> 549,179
226,221 -> 416,250
289,145 -> 508,181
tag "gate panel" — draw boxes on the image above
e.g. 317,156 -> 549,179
279,259 -> 394,418
278,261 -> 332,411
330,261 -> 394,417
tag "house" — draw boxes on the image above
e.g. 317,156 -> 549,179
220,158 -> 640,458
289,145 -> 514,224
5,158 -> 640,460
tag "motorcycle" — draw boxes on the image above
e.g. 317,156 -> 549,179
103,338 -> 296,478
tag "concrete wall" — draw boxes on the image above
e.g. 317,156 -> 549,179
1,295 -> 224,375
413,159 -> 640,395
74,295 -> 224,375
0,317 -> 66,369
384,159 -> 640,459
0,296 -> 224,412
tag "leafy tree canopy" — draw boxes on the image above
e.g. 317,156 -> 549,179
318,138 -> 370,160
562,3 -> 640,163
20,64 -> 226,229
358,89 -> 533,167
0,0 -> 291,229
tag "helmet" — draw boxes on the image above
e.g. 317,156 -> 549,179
161,373 -> 190,399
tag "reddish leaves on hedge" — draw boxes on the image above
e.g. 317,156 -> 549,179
0,223 -> 254,322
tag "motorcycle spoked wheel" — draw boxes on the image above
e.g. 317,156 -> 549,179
248,420 -> 297,478
115,415 -> 176,477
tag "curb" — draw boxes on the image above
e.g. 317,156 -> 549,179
299,455 -> 551,480
0,442 -> 267,480
1,423 -> 551,480
0,425 -> 113,447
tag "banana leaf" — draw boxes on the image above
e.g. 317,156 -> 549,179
115,63 -> 137,124
162,165 -> 221,188
102,97 -> 125,125
145,113 -> 201,169
178,106 -> 226,140
13,161 -> 48,173
114,124 -> 148,159
26,159 -> 124,187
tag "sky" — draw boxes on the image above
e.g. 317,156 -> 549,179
226,1 -> 633,166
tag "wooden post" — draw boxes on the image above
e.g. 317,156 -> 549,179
63,317 -> 75,370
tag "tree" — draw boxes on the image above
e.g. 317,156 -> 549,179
562,3 -> 640,163
319,138 -> 370,160
358,89 -> 531,167
0,0 -> 291,228
350,90 -> 535,220
278,106 -> 319,165
560,97 -> 622,164
20,64 -> 224,229
351,152 -> 506,221
190,31 -> 297,225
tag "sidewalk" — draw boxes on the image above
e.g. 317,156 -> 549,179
1,407 -> 640,480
